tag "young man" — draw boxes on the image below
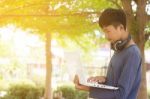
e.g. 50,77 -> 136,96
74,8 -> 142,99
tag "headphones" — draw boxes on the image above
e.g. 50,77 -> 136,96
111,35 -> 131,52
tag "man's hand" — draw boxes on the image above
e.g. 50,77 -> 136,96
73,75 -> 89,91
87,76 -> 106,84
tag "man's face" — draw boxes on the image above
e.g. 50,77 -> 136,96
102,25 -> 123,43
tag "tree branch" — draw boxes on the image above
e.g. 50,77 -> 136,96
121,0 -> 133,16
133,0 -> 138,4
121,0 -> 135,31
136,0 -> 147,29
0,11 -> 101,17
108,0 -> 122,9
146,0 -> 150,22
136,0 -> 147,14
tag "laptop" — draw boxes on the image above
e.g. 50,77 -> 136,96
77,68 -> 119,90
83,82 -> 119,90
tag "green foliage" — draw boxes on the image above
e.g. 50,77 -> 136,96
75,90 -> 89,99
145,23 -> 150,49
145,41 -> 150,49
54,85 -> 89,99
56,85 -> 76,99
2,81 -> 44,99
0,0 -> 115,48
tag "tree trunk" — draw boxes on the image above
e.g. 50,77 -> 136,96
44,32 -> 52,99
121,0 -> 148,99
136,1 -> 148,99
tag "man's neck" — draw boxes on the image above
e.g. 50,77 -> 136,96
122,31 -> 135,48
125,39 -> 135,48
122,31 -> 129,40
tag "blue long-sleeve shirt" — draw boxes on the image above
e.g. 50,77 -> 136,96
89,45 -> 142,99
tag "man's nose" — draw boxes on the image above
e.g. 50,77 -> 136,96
105,34 -> 109,39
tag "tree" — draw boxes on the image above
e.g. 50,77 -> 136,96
3,0 -> 149,99
0,1 -> 115,99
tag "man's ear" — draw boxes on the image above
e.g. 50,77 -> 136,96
119,24 -> 125,30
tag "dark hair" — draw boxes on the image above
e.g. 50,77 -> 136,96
99,8 -> 127,29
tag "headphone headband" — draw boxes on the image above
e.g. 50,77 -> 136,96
111,35 -> 131,52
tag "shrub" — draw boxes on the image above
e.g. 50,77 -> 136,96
56,85 -> 76,99
75,90 -> 89,99
54,85 -> 89,99
2,81 -> 44,99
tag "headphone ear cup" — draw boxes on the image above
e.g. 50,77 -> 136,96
114,40 -> 123,51
111,41 -> 122,51
111,35 -> 131,52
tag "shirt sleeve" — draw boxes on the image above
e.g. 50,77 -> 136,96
89,51 -> 142,99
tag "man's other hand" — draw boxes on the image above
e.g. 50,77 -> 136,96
73,75 -> 89,91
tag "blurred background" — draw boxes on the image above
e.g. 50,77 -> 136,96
0,0 -> 149,99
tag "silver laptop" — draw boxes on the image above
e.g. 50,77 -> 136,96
76,60 -> 119,90
84,82 -> 119,90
